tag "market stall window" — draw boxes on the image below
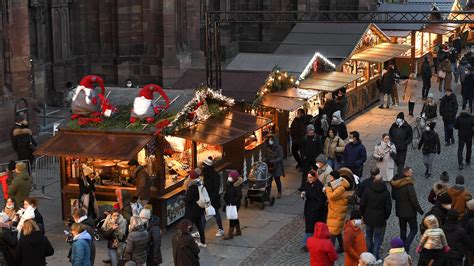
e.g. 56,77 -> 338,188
197,142 -> 223,166
398,32 -> 431,58
164,136 -> 191,189
245,123 -> 273,151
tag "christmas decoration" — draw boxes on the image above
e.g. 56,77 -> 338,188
130,84 -> 170,124
252,67 -> 296,107
296,53 -> 336,85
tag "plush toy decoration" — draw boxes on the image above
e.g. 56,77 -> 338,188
130,84 -> 170,124
71,75 -> 105,119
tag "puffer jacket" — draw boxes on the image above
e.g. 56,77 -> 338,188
307,222 -> 338,266
263,136 -> 285,178
391,176 -> 423,218
389,121 -> 413,152
11,127 -> 36,162
360,181 -> 392,227
428,181 -> 449,205
383,248 -> 412,266
325,178 -> 351,235
71,230 -> 92,266
324,135 -> 345,160
441,220 -> 472,259
419,215 -> 448,250
146,216 -> 162,265
418,130 -> 441,155
317,164 -> 333,186
439,93 -> 458,122
342,141 -> 367,168
343,220 -> 367,266
447,185 -> 472,219
330,111 -> 348,140
462,73 -> 474,98
421,103 -> 437,120
125,228 -> 150,264
454,110 -> 474,141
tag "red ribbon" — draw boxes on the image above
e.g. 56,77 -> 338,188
154,119 -> 171,135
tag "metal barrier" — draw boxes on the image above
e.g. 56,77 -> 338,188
0,160 -> 31,174
32,156 -> 60,200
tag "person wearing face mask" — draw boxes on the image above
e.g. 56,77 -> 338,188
330,111 -> 348,141
125,78 -> 134,88
420,93 -> 438,123
223,170 -> 243,240
290,109 -> 307,169
172,218 -> 200,266
439,88 -> 458,146
264,135 -> 285,198
139,208 -> 162,266
390,167 -> 424,252
324,127 -> 345,171
373,133 -> 397,182
299,125 -> 323,191
315,155 -> 333,186
343,210 -> 367,266
389,112 -> 413,175
461,66 -> 474,113
2,198 -> 17,223
418,122 -> 441,179
341,131 -> 367,177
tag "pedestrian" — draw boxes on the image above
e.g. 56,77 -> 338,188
342,131 -> 367,177
392,65 -> 401,106
125,78 -> 135,88
201,157 -> 224,237
441,210 -> 472,266
172,219 -> 200,266
290,109 -> 307,169
139,208 -> 162,266
420,93 -> 438,122
343,209 -> 367,266
426,193 -> 452,227
79,164 -> 98,218
307,222 -> 338,266
315,154 -> 333,186
428,171 -> 450,205
70,223 -> 92,266
336,89 -> 348,120
416,215 -> 450,266
263,135 -> 284,198
300,124 -> 323,190
124,216 -> 149,266
360,174 -> 392,260
0,161 -> 16,200
11,120 -> 36,165
128,159 -> 151,207
462,199 -> 474,266
389,112 -> 413,174
21,197 -> 44,234
314,109 -> 329,141
357,168 -> 379,200
390,167 -> 424,252
402,73 -> 418,116
15,219 -> 54,266
447,175 -> 472,220
115,189 -> 133,223
383,237 -> 412,266
453,34 -> 461,54
359,252 -> 382,266
461,66 -> 474,113
101,209 -> 127,266
439,56 -> 453,96
418,122 -> 441,179
372,133 -> 397,182
300,169 -> 328,252
323,93 -> 338,122
421,55 -> 432,100
454,109 -> 473,170
325,171 -> 351,253
380,65 -> 395,109
223,170 -> 243,240
2,198 -> 17,222
449,46 -> 458,81
8,162 -> 31,215
324,127 -> 345,170
456,56 -> 470,84
330,110 -> 348,140
439,88 -> 458,146
183,169 -> 206,247
71,208 -> 95,265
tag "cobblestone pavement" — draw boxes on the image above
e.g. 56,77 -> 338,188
242,76 -> 474,265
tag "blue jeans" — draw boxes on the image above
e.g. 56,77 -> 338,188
327,158 -> 341,171
214,208 -> 223,230
443,121 -> 454,142
108,248 -> 118,266
366,225 -> 385,260
303,232 -> 312,246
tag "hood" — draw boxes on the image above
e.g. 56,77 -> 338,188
433,182 -> 449,195
23,231 -> 44,246
17,171 -> 31,181
267,134 -> 281,147
391,177 -> 414,188
74,230 -> 92,241
331,110 -> 343,125
12,128 -> 32,136
460,110 -> 472,117
448,186 -> 470,200
369,181 -> 387,193
233,176 -> 244,187
313,222 -> 330,239
423,215 -> 439,229
344,220 -> 361,233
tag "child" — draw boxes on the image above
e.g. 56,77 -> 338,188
383,237 -> 412,266
416,215 -> 450,266
343,210 -> 367,266
307,222 -> 338,266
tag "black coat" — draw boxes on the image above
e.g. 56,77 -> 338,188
290,116 -> 306,145
331,122 -> 348,140
461,74 -> 474,98
422,61 -> 432,81
382,70 -> 395,94
11,127 -> 36,162
439,93 -> 459,122
323,99 -> 338,121
203,165 -> 221,209
421,103 -> 437,120
15,231 -> 54,266
441,221 -> 472,259
302,179 -> 328,233
454,111 -> 474,140
356,177 -> 373,199
300,135 -> 323,163
360,182 -> 392,227
427,203 -> 449,226
147,216 -> 162,265
390,176 -> 423,218
223,179 -> 243,208
418,130 -> 441,155
172,231 -> 200,266
462,210 -> 474,246
389,121 -> 413,152
184,180 -> 204,220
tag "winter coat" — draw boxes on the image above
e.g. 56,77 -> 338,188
462,73 -> 474,98
441,220 -> 472,259
342,141 -> 367,168
421,60 -> 432,81
323,99 -> 339,122
463,210 -> 474,246
11,127 -> 36,162
336,96 -> 348,120
203,165 -> 221,209
184,179 -> 204,220
71,230 -> 92,266
79,177 -> 97,218
101,214 -> 127,249
317,164 -> 333,186
439,93 -> 458,122
421,103 -> 438,120
307,222 -> 338,266
15,231 -> 54,266
331,111 -> 348,140
427,203 -> 449,226
224,177 -> 243,208
301,135 -> 323,163
382,69 -> 396,94
389,121 -> 413,152
125,228 -> 149,264
418,130 -> 441,155
360,181 -> 392,227
325,178 -> 351,235
391,176 -> 423,218
290,116 -> 306,144
357,177 -> 373,199
383,248 -> 412,266
454,110 -> 474,140
8,171 -> 32,208
428,181 -> 449,205
456,59 -> 470,83
402,79 -> 418,102
324,136 -> 345,160
263,136 -> 285,178
447,185 -> 472,219
146,216 -> 162,265
373,141 -> 397,182
172,229 -> 200,266
77,216 -> 96,265
419,215 -> 448,250
440,60 -> 453,91
302,179 -> 328,234
343,220 -> 367,266
134,166 -> 151,201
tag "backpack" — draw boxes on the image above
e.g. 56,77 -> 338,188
196,184 -> 211,208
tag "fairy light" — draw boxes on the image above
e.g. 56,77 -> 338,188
297,52 -> 336,85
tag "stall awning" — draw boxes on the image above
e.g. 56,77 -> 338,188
298,71 -> 362,92
261,95 -> 305,111
34,130 -> 153,160
174,111 -> 272,146
350,43 -> 412,63
422,23 -> 459,35
383,30 -> 411,38
271,88 -> 320,100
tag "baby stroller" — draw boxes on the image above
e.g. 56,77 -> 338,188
244,162 -> 275,210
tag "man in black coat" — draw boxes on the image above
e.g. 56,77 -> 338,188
390,167 -> 424,252
184,170 -> 206,246
389,112 -> 413,174
299,124 -> 323,190
441,210 -> 473,266
357,167 -> 379,199
379,66 -> 395,109
439,88 -> 459,146
421,55 -> 432,100
425,193 -> 452,228
290,109 -> 307,168
202,158 -> 224,236
461,67 -> 474,113
463,200 -> 474,265
454,109 -> 474,170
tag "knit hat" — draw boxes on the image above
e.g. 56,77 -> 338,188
466,199 -> 474,211
330,170 -> 340,180
439,171 -> 449,183
390,237 -> 404,249
7,160 -> 16,172
428,122 -> 436,130
139,208 -> 151,220
438,192 -> 452,205
203,156 -> 213,166
82,165 -> 94,177
316,154 -> 327,164
229,170 -> 240,182
427,93 -> 434,99
396,112 -> 404,120
189,169 -> 200,180
307,124 -> 315,132
446,209 -> 459,221
455,175 -> 464,185
350,209 -> 362,220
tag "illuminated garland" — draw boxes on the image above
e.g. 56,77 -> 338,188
296,52 -> 336,85
253,67 -> 296,107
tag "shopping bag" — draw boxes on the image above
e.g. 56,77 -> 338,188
438,70 -> 446,79
226,205 -> 238,220
205,205 -> 216,216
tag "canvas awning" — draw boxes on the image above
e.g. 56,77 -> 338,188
383,30 -> 412,38
298,71 -> 362,92
351,43 -> 412,63
174,111 -> 272,146
34,130 -> 153,160
261,95 -> 305,111
271,88 -> 320,100
422,23 -> 459,35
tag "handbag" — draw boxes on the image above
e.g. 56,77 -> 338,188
226,205 -> 238,220
28,136 -> 36,152
438,70 -> 446,79
205,205 -> 216,221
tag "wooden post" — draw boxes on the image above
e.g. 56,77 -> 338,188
411,31 -> 416,74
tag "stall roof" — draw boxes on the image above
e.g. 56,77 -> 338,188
383,30 -> 412,38
350,43 -> 412,63
271,87 -> 319,100
174,111 -> 271,145
226,53 -> 312,75
298,71 -> 362,92
261,95 -> 305,111
376,3 -> 429,31
34,130 -> 153,160
422,23 -> 459,35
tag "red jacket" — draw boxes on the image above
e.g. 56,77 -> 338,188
307,222 -> 338,266
343,220 -> 367,266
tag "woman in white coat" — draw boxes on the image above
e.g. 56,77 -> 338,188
373,134 -> 397,182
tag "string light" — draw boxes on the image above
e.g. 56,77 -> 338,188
297,52 -> 336,85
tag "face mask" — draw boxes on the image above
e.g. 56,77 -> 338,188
227,177 -> 234,182
425,126 -> 430,131
126,82 -> 132,88
332,117 -> 338,122
465,71 -> 470,75
6,204 -> 14,210
268,140 -> 274,145
396,118 -> 403,125
442,204 -> 452,210
349,138 -> 354,143
353,219 -> 362,227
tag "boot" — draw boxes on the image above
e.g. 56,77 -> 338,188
223,227 -> 234,240
234,224 -> 242,236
